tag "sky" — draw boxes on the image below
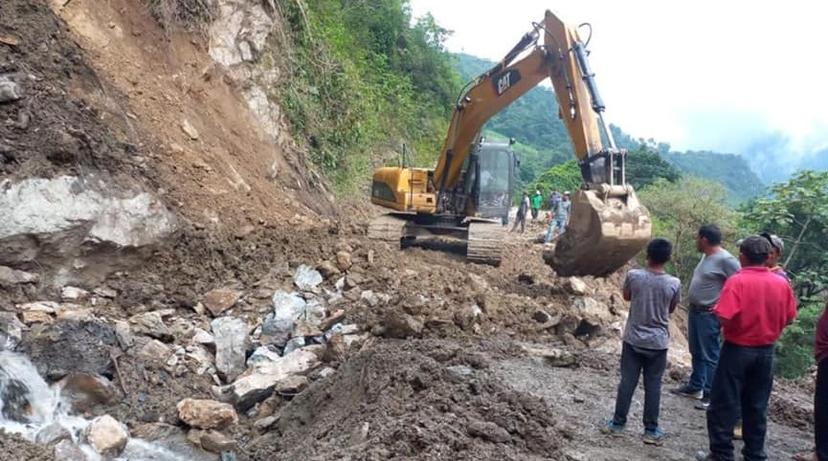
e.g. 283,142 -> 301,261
409,0 -> 828,170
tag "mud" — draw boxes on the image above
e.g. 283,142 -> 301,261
0,429 -> 54,461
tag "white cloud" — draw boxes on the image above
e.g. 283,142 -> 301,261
410,0 -> 828,161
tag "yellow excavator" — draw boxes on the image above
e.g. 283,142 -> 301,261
368,10 -> 651,276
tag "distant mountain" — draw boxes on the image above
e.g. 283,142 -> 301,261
452,52 -> 765,203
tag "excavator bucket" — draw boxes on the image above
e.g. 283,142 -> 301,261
546,188 -> 652,276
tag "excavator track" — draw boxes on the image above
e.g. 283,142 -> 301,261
367,214 -> 408,242
466,221 -> 506,266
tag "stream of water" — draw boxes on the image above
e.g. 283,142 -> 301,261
0,350 -> 204,460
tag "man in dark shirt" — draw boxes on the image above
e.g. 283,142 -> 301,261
696,236 -> 797,461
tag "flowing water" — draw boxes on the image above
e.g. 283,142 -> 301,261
0,350 -> 208,461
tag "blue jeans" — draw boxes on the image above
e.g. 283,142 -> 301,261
707,342 -> 775,461
612,342 -> 667,431
544,218 -> 566,243
688,307 -> 721,394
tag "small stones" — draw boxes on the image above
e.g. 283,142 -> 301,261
129,311 -> 173,342
382,312 -> 423,339
202,289 -> 241,317
138,339 -> 172,365
0,265 -> 38,286
211,317 -> 249,383
532,310 -> 552,323
293,265 -> 323,291
181,119 -> 200,140
316,261 -> 340,279
566,277 -> 588,296
335,251 -> 352,271
0,75 -> 22,103
61,286 -> 89,301
177,398 -> 238,430
467,419 -> 511,443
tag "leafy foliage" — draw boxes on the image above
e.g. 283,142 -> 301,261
775,302 -> 825,378
740,170 -> 828,301
529,160 -> 583,201
625,146 -> 682,190
638,177 -> 738,285
275,0 -> 462,192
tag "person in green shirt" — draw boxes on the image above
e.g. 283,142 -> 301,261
531,190 -> 543,220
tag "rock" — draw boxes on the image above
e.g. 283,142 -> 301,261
84,415 -> 128,457
93,287 -> 117,299
114,320 -> 134,349
263,291 -> 307,346
130,422 -> 180,441
138,339 -> 172,365
350,422 -> 370,445
36,421 -> 72,446
211,317 -> 249,382
467,419 -> 511,443
0,75 -> 21,103
181,119 -> 200,140
367,249 -> 375,265
517,272 -> 535,285
21,310 -> 53,325
282,336 -> 306,355
59,373 -> 117,413
335,251 -> 352,271
130,311 -> 173,342
192,328 -> 215,346
466,273 -> 489,293
17,301 -> 59,313
0,265 -> 38,286
382,312 -> 423,339
454,304 -> 482,331
572,297 -> 613,325
524,345 -> 577,367
177,398 -> 238,430
220,349 -> 318,411
61,286 -> 89,301
566,277 -> 588,296
346,272 -> 365,287
275,375 -> 309,394
203,289 -> 241,316
318,309 -> 345,332
532,310 -> 552,323
324,334 -> 347,363
199,430 -> 236,454
316,261 -> 340,279
293,265 -> 323,291
360,290 -> 379,307
20,319 -> 118,380
0,177 -> 176,277
53,439 -> 88,461
254,415 -> 278,431
0,312 -> 24,350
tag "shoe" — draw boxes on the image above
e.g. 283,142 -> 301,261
733,422 -> 743,440
694,394 -> 711,410
670,384 -> 703,400
695,451 -> 722,461
641,428 -> 665,446
602,419 -> 625,435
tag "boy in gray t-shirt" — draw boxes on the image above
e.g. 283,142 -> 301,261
605,238 -> 681,446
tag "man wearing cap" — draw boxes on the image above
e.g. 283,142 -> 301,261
695,236 -> 797,461
760,232 -> 789,281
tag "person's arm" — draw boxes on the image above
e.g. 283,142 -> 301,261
669,282 -> 681,313
785,285 -> 798,325
722,255 -> 741,278
622,271 -> 632,302
713,278 -> 740,327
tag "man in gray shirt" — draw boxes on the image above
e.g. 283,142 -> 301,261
672,224 -> 740,407
605,238 -> 681,446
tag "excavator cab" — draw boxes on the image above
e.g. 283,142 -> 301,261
461,142 -> 516,223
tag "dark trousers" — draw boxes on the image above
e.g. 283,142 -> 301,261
817,357 -> 828,461
707,342 -> 775,461
612,342 -> 667,431
688,307 -> 721,394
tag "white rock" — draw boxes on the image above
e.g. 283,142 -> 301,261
84,415 -> 128,457
293,265 -> 323,291
0,312 -> 24,350
247,346 -> 281,368
192,328 -> 215,346
211,317 -> 249,382
263,291 -> 306,346
0,266 -> 38,286
223,349 -> 319,410
566,277 -> 589,296
18,301 -> 59,313
176,398 -> 238,430
61,286 -> 89,301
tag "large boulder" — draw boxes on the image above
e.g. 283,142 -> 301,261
219,349 -> 318,411
20,319 -> 118,380
177,398 -> 238,430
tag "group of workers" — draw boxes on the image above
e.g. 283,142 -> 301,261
510,189 -> 571,241
606,224 -> 827,461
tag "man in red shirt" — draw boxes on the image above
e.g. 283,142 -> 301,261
696,236 -> 797,461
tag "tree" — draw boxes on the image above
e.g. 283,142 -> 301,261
531,160 -> 582,203
638,177 -> 737,284
625,146 -> 681,189
741,170 -> 828,301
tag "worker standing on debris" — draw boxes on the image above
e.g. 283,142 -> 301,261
531,190 -> 543,220
672,224 -> 740,408
549,192 -> 571,240
695,236 -> 797,461
511,192 -> 530,233
604,238 -> 680,446
549,190 -> 561,210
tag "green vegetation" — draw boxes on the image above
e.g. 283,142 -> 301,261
662,151 -> 765,204
625,146 -> 682,190
776,302 -> 824,378
530,160 -> 582,197
274,0 -> 462,192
